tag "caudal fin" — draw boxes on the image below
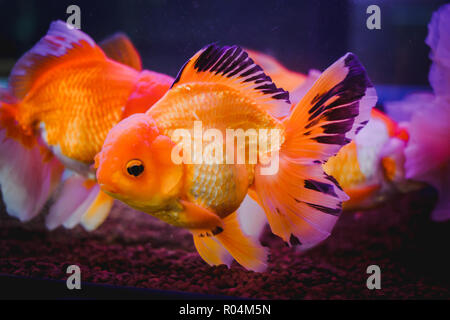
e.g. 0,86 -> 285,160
0,96 -> 64,221
192,212 -> 268,272
253,53 -> 377,247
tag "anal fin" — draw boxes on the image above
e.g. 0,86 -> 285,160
185,201 -> 268,272
215,212 -> 268,272
192,234 -> 233,267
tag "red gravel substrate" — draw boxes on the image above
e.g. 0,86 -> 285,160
0,186 -> 449,299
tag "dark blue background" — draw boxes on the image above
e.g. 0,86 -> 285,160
0,0 -> 446,86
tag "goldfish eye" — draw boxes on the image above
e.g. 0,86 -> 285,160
126,160 -> 144,177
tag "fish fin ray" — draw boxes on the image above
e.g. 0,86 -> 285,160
214,212 -> 268,272
283,52 -> 377,162
254,158 -> 346,246
253,53 -> 375,246
171,44 -> 291,118
192,233 -> 233,267
9,20 -> 105,99
179,200 -> 224,230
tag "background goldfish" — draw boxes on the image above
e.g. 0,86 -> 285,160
238,5 -> 450,241
95,43 -> 376,271
0,21 -> 173,231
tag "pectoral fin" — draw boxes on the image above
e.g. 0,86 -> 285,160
179,200 -> 223,232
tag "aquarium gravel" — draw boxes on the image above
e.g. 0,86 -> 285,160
0,186 -> 449,299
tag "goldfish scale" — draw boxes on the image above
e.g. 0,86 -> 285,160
17,60 -> 139,164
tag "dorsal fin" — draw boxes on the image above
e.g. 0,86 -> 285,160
9,20 -> 105,100
171,44 -> 291,118
100,32 -> 142,71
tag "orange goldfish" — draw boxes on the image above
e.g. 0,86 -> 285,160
0,21 -> 173,231
95,44 -> 377,271
323,108 -> 415,211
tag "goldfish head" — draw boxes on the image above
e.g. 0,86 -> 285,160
95,113 -> 183,212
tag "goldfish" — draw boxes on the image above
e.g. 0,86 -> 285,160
95,43 -> 377,271
0,21 -> 173,231
322,108 -> 415,211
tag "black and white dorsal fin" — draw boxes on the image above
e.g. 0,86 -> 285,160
171,44 -> 291,118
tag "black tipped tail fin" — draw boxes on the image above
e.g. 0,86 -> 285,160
253,53 -> 377,246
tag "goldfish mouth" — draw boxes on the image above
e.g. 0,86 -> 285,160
98,183 -> 119,196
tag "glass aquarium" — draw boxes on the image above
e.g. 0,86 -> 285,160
0,0 -> 449,306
